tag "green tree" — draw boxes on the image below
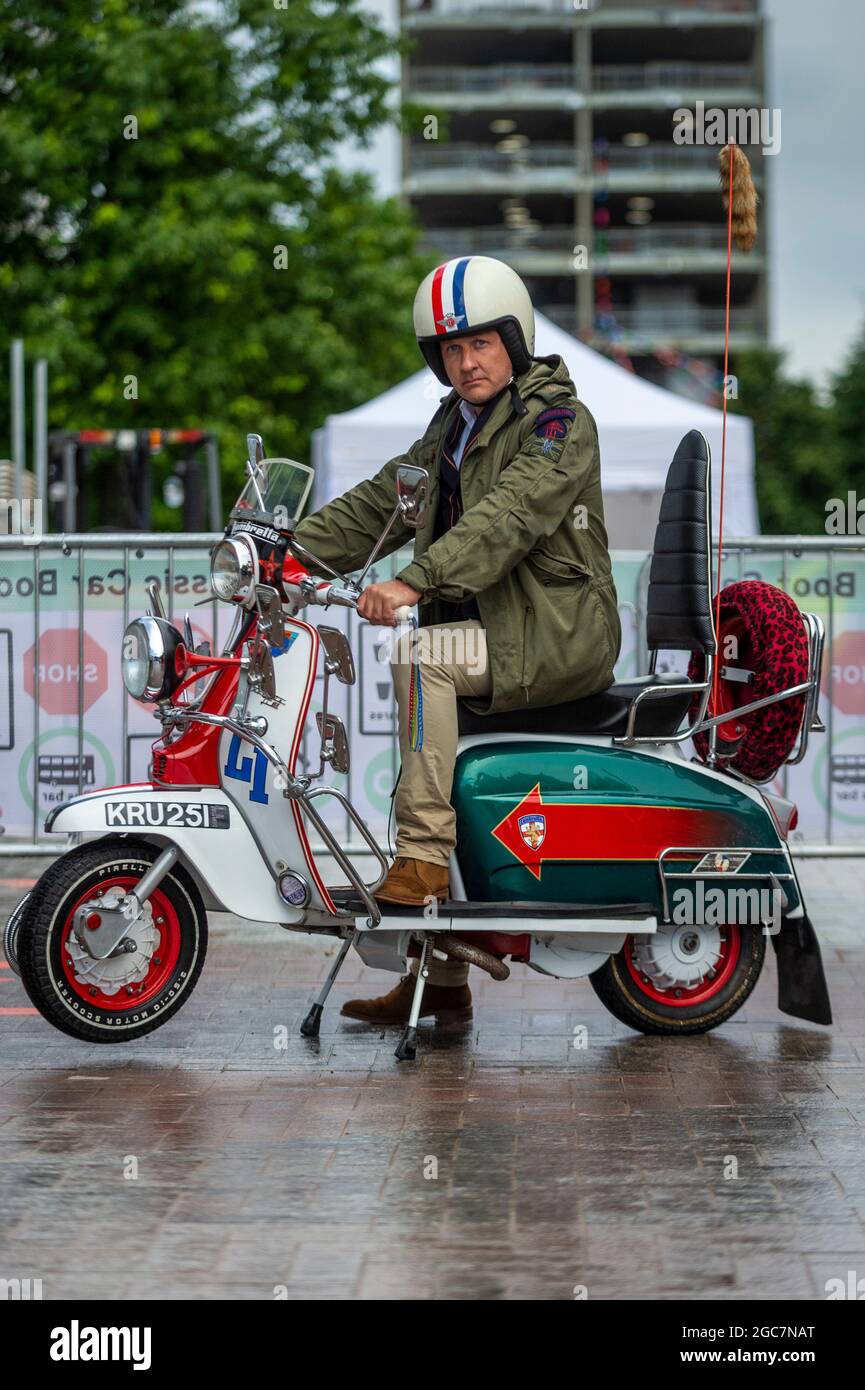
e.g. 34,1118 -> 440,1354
0,0 -> 430,527
831,318 -> 865,503
730,348 -> 839,533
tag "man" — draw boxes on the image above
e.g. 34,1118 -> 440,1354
292,255 -> 620,1025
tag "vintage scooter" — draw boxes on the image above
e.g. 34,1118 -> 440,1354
5,431 -> 831,1060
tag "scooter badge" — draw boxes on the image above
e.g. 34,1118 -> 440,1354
518,813 -> 546,851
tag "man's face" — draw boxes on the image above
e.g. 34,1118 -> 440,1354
441,328 -> 513,407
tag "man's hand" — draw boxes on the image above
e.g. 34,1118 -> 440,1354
357,579 -> 421,627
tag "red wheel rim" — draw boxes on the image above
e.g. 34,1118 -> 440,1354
59,874 -> 182,1011
625,924 -> 742,1006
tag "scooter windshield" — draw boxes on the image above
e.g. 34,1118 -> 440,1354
232,457 -> 314,528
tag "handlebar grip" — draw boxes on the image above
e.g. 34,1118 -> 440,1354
394,605 -> 415,623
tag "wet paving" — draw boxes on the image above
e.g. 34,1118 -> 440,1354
1,856 -> 864,1301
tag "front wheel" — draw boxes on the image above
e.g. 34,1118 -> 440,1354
18,837 -> 207,1043
590,921 -> 765,1035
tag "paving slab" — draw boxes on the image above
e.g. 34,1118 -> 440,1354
1,856 -> 863,1300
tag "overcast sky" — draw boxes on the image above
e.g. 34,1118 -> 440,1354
345,0 -> 865,390
762,0 -> 865,387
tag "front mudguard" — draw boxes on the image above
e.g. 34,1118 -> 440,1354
42,786 -> 311,924
772,912 -> 832,1026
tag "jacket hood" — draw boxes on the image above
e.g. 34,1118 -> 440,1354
518,353 -> 576,397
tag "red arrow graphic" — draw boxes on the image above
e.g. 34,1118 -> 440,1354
490,783 -> 740,881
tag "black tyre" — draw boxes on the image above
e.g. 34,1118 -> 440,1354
590,921 -> 765,1035
17,837 -> 207,1043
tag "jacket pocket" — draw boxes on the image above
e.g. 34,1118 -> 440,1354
525,545 -> 593,586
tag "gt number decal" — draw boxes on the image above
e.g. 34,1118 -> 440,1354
104,801 -> 230,828
223,733 -> 269,804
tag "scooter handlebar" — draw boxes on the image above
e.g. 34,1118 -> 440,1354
283,580 -> 415,623
284,578 -> 358,610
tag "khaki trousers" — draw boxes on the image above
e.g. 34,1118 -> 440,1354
389,618 -> 491,987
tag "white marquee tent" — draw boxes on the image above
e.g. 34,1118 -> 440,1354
310,312 -> 759,547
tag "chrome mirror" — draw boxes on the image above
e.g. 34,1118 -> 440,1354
316,711 -> 350,775
247,433 -> 265,468
255,585 -> 285,650
353,464 -> 432,590
247,633 -> 277,702
318,626 -> 356,686
395,465 -> 430,529
145,579 -> 167,621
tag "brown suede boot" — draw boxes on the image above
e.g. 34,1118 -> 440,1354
340,974 -> 472,1025
374,855 -> 450,906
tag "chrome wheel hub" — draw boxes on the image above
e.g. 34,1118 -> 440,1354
66,889 -> 160,995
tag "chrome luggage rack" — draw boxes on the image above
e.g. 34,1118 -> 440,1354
654,845 -> 795,924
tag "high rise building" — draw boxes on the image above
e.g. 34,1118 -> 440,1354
400,0 -> 768,393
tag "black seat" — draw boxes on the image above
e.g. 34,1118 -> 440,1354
457,674 -> 693,739
456,430 -> 715,740
645,429 -> 716,656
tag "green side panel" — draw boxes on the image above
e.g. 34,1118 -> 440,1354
452,740 -> 796,914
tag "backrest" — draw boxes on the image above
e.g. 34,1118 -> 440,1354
646,430 -> 716,654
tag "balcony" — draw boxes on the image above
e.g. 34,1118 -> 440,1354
598,306 -> 763,334
421,224 -> 765,275
601,141 -> 763,191
424,225 -> 576,251
595,0 -> 756,8
406,61 -> 760,110
404,141 -> 759,194
405,143 -> 580,193
596,224 -> 765,273
408,64 -> 582,109
408,62 -> 578,97
542,302 -> 765,351
403,0 -> 758,23
593,62 -> 753,91
403,0 -> 585,21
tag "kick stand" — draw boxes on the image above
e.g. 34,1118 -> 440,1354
394,937 -> 430,1063
301,930 -> 357,1038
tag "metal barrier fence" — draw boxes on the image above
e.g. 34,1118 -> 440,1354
0,532 -> 863,855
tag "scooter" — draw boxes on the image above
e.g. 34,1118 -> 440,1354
5,430 -> 832,1060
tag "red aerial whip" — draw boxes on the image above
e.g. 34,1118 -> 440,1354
713,143 -> 759,720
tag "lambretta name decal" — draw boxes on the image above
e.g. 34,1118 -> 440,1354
104,801 -> 230,828
232,519 -> 280,544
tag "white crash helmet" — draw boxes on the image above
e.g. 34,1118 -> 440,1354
413,255 -> 535,385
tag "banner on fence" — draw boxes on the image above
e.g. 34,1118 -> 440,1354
0,544 -> 862,847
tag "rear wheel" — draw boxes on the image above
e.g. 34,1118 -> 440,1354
590,920 -> 765,1035
17,838 -> 207,1042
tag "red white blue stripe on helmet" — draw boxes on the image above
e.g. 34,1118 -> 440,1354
430,258 -> 470,335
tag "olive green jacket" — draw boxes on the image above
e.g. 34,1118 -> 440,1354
292,354 -> 621,715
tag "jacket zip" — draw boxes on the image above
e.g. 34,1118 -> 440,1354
520,603 -> 532,703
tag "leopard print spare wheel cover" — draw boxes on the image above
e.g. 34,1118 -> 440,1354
687,580 -> 811,782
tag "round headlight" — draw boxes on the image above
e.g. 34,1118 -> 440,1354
122,617 -> 182,702
211,535 -> 258,606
